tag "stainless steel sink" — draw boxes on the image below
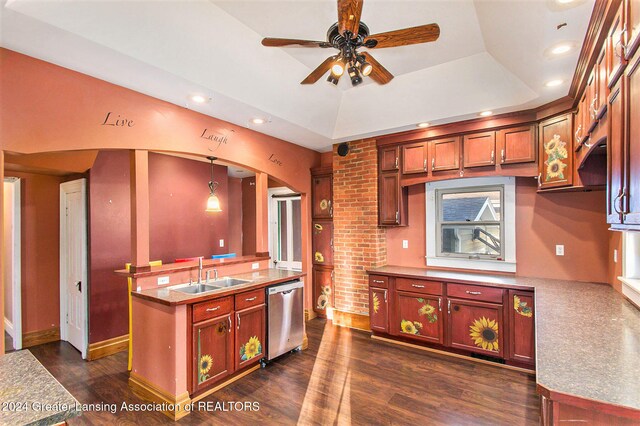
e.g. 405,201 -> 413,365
210,277 -> 251,288
173,284 -> 219,294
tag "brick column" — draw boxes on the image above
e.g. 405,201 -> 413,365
332,139 -> 386,315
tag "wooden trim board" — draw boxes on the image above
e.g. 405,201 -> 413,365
128,372 -> 191,421
87,334 -> 129,361
22,327 -> 60,348
331,310 -> 371,332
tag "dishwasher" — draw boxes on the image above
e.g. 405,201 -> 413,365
264,278 -> 304,364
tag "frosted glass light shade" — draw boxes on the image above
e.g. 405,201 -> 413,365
206,194 -> 222,212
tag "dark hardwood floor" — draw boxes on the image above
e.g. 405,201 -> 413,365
4,331 -> 14,353
29,319 -> 539,425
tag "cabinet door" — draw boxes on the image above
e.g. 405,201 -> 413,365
608,78 -> 627,224
595,46 -> 608,118
463,131 -> 496,168
626,52 -> 640,224
608,3 -> 627,87
496,125 -> 536,164
402,142 -> 428,175
430,137 -> 460,172
235,304 -> 265,371
312,220 -> 333,266
313,267 -> 333,316
192,314 -> 233,393
380,146 -> 399,172
538,113 -> 573,189
448,298 -> 504,358
394,292 -> 444,344
586,70 -> 598,132
627,0 -> 640,59
369,287 -> 389,333
379,172 -> 401,225
508,290 -> 535,365
312,174 -> 332,219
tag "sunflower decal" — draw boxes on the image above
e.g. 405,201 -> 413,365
319,199 -> 329,210
240,336 -> 262,362
314,251 -> 325,263
469,317 -> 499,352
314,223 -> 324,231
417,298 -> 438,323
544,134 -> 568,181
514,295 -> 533,318
198,354 -> 213,383
317,286 -> 331,310
372,293 -> 380,314
400,319 -> 422,335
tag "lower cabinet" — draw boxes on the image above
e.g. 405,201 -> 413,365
508,290 -> 535,364
369,287 -> 389,333
394,292 -> 443,344
447,298 -> 504,359
192,313 -> 234,393
235,304 -> 266,371
313,266 -> 334,318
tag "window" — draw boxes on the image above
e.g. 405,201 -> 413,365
426,177 -> 516,273
268,188 -> 302,271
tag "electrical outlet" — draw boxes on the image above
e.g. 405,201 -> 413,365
614,249 -> 618,263
136,286 -> 141,292
219,239 -> 224,247
252,262 -> 260,270
556,245 -> 565,256
157,276 -> 170,285
402,240 -> 409,249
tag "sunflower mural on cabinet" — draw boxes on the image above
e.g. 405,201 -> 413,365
240,336 -> 263,362
399,298 -> 439,336
543,134 -> 569,182
469,317 -> 499,352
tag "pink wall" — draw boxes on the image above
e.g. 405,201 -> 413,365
228,177 -> 243,256
242,177 -> 256,256
386,178 -> 610,283
5,171 -> 62,333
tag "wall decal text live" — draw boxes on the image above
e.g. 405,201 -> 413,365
101,112 -> 135,127
268,154 -> 283,166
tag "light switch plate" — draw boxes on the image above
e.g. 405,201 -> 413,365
402,240 -> 409,249
252,262 -> 260,270
556,245 -> 565,256
158,276 -> 170,285
219,239 -> 225,247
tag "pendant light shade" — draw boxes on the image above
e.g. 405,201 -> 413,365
206,156 -> 222,213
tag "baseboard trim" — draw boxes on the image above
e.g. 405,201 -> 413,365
4,318 -> 14,337
304,308 -> 318,321
191,365 -> 260,403
22,326 -> 60,348
128,372 -> 191,421
331,310 -> 371,332
87,334 -> 129,361
371,335 -> 535,375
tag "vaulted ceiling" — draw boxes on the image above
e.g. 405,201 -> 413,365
0,0 -> 594,152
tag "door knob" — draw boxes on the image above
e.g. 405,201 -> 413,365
76,281 -> 82,292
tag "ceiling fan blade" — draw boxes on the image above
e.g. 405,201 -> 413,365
364,23 -> 440,48
361,52 -> 394,85
338,0 -> 364,37
262,38 -> 331,48
301,56 -> 336,84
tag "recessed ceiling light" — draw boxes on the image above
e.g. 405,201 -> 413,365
479,111 -> 493,117
251,118 -> 266,124
417,122 -> 430,128
557,0 -> 575,4
545,79 -> 564,87
190,94 -> 208,103
551,44 -> 572,55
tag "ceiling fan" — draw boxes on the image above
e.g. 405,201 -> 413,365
261,0 -> 440,87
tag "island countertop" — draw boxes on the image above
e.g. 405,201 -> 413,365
368,266 -> 640,414
131,268 -> 305,306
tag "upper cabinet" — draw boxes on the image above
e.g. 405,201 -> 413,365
608,2 -> 628,87
626,0 -> 640,60
496,125 -> 536,165
608,78 -> 626,224
402,142 -> 428,175
595,46 -> 608,119
538,113 -> 573,190
623,50 -> 640,225
312,173 -> 332,219
430,136 -> 461,172
463,131 -> 496,168
380,146 -> 399,172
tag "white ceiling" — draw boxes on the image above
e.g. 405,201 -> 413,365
0,0 -> 594,152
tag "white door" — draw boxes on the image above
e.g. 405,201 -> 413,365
3,178 -> 21,350
60,179 -> 88,357
269,189 -> 302,271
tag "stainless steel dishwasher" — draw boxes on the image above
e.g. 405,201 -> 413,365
265,279 -> 304,363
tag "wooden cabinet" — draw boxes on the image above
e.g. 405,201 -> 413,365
369,287 -> 389,333
447,298 -> 504,358
625,51 -> 640,224
608,78 -> 626,224
430,136 -> 461,172
463,131 -> 496,168
608,2 -> 627,87
585,70 -> 598,133
380,146 -> 399,172
312,173 -> 332,219
312,220 -> 333,266
192,313 -> 233,393
234,304 -> 265,371
496,125 -> 536,165
508,290 -> 535,365
626,0 -> 640,59
538,113 -> 573,190
594,46 -> 608,119
313,267 -> 333,316
395,292 -> 444,344
378,172 -> 406,226
402,142 -> 428,175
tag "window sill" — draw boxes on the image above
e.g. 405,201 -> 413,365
620,277 -> 640,309
426,257 -> 516,273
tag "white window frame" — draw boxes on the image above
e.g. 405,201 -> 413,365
268,187 -> 302,271
426,176 -> 516,273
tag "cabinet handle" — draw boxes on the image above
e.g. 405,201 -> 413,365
537,173 -> 542,188
372,279 -> 385,284
613,189 -> 623,214
590,96 -> 598,119
447,299 -> 451,314
423,158 -> 427,171
328,200 -> 333,217
395,211 -> 399,223
206,306 -> 220,312
395,157 -> 398,169
500,149 -> 505,163
237,313 -> 241,329
465,290 -> 482,295
490,150 -> 495,163
330,238 -> 333,248
384,290 -> 387,302
245,296 -> 257,302
619,24 -> 628,58
575,125 -> 582,144
431,157 -> 435,171
584,139 -> 593,149
438,297 -> 442,312
228,316 -> 231,332
331,270 -> 335,282
412,284 -> 425,288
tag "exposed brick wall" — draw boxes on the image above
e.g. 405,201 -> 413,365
333,139 -> 386,315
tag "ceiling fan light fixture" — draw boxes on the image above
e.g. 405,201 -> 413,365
331,57 -> 345,76
355,55 -> 373,77
348,64 -> 363,86
327,73 -> 340,85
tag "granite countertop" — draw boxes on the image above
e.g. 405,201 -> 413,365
368,266 -> 640,413
132,268 -> 305,306
0,350 -> 81,425
114,255 -> 266,278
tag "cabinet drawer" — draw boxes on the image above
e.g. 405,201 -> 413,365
235,288 -> 265,311
447,283 -> 503,304
396,278 -> 442,295
193,296 -> 233,323
369,275 -> 389,288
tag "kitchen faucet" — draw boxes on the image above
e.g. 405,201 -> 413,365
198,257 -> 203,284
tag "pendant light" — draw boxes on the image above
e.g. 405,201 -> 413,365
205,156 -> 222,213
